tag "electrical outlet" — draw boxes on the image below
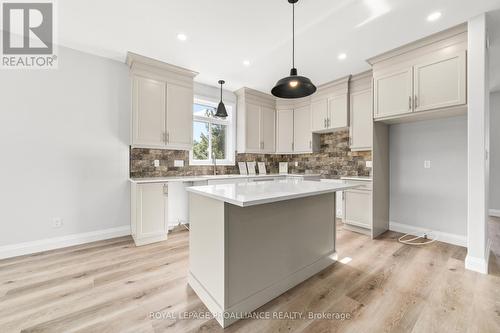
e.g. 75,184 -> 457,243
366,160 -> 373,168
52,218 -> 63,228
294,161 -> 299,167
153,160 -> 160,167
424,160 -> 431,169
174,160 -> 184,167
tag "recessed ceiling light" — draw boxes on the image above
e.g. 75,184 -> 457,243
338,53 -> 347,60
177,33 -> 187,41
243,60 -> 251,66
427,11 -> 442,22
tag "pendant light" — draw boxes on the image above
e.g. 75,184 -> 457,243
271,0 -> 316,99
215,80 -> 228,118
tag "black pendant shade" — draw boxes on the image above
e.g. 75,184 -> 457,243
215,80 -> 228,118
272,0 -> 316,99
271,68 -> 317,99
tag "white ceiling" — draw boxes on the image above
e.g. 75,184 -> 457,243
58,0 -> 500,93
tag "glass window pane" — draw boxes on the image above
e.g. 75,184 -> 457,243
211,124 -> 227,160
192,121 -> 209,160
193,103 -> 216,118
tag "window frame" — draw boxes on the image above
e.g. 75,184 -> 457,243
189,97 -> 236,166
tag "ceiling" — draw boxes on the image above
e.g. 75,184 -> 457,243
57,0 -> 500,93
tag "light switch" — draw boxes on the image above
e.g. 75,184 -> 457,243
153,160 -> 160,167
174,160 -> 184,167
424,160 -> 431,169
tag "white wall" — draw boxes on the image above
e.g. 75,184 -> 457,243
0,46 -> 130,252
389,116 -> 468,239
490,91 -> 500,213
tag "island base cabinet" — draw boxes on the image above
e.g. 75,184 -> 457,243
188,192 -> 337,328
131,183 -> 168,246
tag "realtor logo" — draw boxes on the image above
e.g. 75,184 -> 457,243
1,1 -> 57,68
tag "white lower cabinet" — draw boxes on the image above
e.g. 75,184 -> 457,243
342,179 -> 373,235
131,183 -> 168,246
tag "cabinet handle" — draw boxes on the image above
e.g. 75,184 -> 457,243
414,96 -> 418,108
328,118 -> 330,127
324,118 -> 326,128
292,142 -> 294,151
309,140 -> 312,148
409,96 -> 412,110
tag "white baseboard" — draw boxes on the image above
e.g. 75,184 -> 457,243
465,239 -> 491,274
389,221 -> 466,247
489,209 -> 500,217
0,225 -> 131,260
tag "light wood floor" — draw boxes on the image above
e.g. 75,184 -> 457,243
1,219 -> 499,333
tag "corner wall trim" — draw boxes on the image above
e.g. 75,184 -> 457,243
0,225 -> 131,260
465,239 -> 491,274
389,221 -> 466,247
489,209 -> 500,217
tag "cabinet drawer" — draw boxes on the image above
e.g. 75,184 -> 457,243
343,180 -> 372,191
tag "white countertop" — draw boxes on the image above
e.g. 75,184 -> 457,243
186,179 -> 359,207
129,173 -> 321,184
340,176 -> 372,181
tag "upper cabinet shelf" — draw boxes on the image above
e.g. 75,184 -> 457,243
369,24 -> 467,123
127,52 -> 198,150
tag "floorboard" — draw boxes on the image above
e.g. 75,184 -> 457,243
0,219 -> 499,333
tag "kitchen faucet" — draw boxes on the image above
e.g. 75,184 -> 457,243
212,151 -> 217,176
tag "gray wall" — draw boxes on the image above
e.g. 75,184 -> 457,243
0,46 -> 130,246
389,115 -> 467,236
491,91 -> 500,212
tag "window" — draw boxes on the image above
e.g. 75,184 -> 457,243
190,99 -> 235,165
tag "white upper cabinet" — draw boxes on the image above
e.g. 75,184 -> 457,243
311,76 -> 350,133
369,24 -> 467,122
261,106 -> 276,152
132,76 -> 166,147
328,94 -> 349,129
413,50 -> 466,112
166,83 -> 194,147
127,52 -> 198,150
311,99 -> 328,132
276,109 -> 294,153
236,88 -> 276,154
349,71 -> 373,151
245,102 -> 262,151
373,68 -> 413,119
293,105 -> 312,152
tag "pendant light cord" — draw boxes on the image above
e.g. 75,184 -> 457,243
292,2 -> 295,69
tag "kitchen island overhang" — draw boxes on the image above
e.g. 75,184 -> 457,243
186,179 -> 357,328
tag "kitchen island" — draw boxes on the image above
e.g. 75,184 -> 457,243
186,179 -> 357,328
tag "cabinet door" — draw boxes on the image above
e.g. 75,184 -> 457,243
276,109 -> 294,153
132,76 -> 166,147
373,68 -> 413,118
328,94 -> 349,129
293,105 -> 312,152
343,189 -> 372,229
166,83 -> 193,148
350,89 -> 373,150
311,99 -> 328,132
245,103 -> 261,151
136,183 -> 167,240
413,50 -> 466,112
261,106 -> 276,153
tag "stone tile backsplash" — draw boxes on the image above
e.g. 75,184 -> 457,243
130,130 -> 372,179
